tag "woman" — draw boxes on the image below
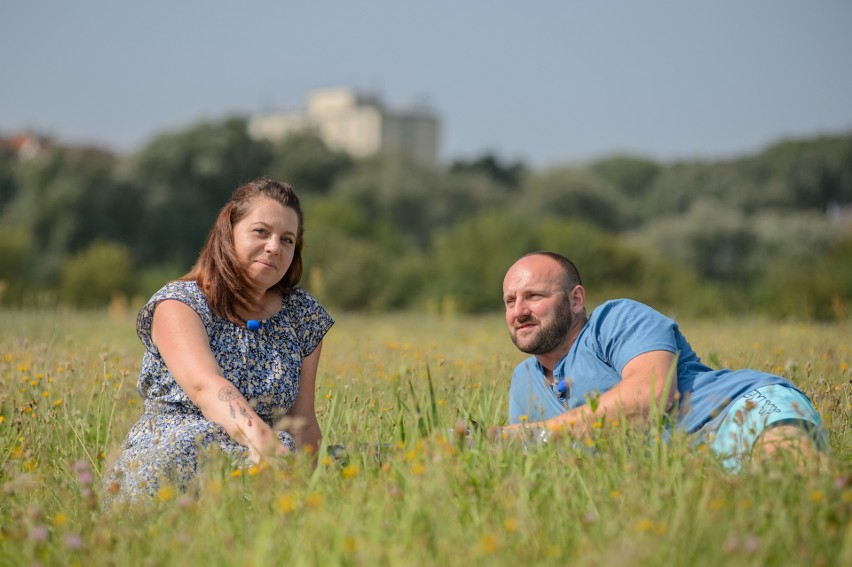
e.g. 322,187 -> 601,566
105,178 -> 333,501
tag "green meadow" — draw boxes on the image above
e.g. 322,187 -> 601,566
1,308 -> 850,566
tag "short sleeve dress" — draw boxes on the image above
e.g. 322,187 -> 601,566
104,281 -> 334,501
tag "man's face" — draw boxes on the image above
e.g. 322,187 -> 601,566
502,256 -> 574,355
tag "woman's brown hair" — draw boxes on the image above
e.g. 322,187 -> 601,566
182,178 -> 304,324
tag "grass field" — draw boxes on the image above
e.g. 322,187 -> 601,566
1,308 -> 850,566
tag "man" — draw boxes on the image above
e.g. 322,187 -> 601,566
501,251 -> 829,471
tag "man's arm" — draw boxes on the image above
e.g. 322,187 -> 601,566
506,350 -> 678,437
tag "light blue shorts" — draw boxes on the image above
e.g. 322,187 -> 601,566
704,384 -> 829,471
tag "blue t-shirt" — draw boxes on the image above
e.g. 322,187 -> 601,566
508,299 -> 797,434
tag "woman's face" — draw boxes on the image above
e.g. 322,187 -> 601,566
233,197 -> 299,293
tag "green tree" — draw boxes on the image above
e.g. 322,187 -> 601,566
590,154 -> 660,200
432,210 -> 539,312
750,211 -> 840,262
536,220 -> 644,289
640,134 -> 852,222
6,145 -> 118,283
60,241 -> 135,307
639,161 -> 734,218
449,153 -> 527,190
332,154 -> 509,249
532,219 -> 716,314
634,199 -> 758,283
521,167 -> 633,231
265,132 -> 353,196
760,134 -> 852,211
302,196 -> 417,311
0,227 -> 33,304
751,225 -> 851,321
0,144 -> 19,212
119,117 -> 272,268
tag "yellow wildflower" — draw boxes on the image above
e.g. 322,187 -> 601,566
275,494 -> 297,514
478,534 -> 501,554
157,486 -> 175,502
306,492 -> 323,508
343,537 -> 358,554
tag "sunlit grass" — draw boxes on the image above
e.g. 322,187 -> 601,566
1,308 -> 850,566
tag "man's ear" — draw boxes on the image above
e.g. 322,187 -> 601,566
570,285 -> 586,315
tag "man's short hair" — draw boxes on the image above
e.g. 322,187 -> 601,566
521,251 -> 583,293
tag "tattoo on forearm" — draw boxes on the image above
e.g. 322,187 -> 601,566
218,386 -> 255,427
218,386 -> 242,402
238,404 -> 253,427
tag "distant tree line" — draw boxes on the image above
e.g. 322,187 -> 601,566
1,119 -> 851,320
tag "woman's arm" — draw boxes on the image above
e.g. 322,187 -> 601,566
151,299 -> 288,462
281,341 -> 324,452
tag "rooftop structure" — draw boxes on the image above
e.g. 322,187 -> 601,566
248,87 -> 440,165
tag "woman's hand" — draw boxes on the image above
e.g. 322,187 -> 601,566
247,438 -> 291,465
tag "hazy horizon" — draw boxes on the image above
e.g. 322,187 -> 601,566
3,1 -> 851,168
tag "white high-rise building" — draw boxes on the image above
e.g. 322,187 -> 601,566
249,87 -> 440,166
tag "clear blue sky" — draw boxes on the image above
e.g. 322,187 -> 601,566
2,1 -> 851,168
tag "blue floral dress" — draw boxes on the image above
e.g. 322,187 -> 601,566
104,281 -> 333,501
